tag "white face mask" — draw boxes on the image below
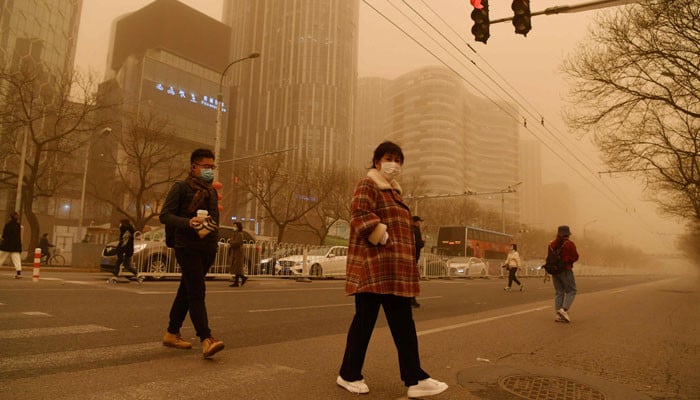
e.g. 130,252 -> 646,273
380,161 -> 401,180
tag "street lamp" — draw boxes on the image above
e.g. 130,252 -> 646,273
214,52 -> 260,177
77,127 -> 112,241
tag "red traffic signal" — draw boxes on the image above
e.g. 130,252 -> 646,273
511,0 -> 531,36
470,0 -> 490,44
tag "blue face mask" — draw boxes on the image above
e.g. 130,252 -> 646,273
199,169 -> 214,182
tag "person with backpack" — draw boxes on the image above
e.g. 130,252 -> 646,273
547,225 -> 579,323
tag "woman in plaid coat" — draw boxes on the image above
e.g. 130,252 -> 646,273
337,141 -> 448,398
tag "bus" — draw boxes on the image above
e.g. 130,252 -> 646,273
436,226 -> 513,260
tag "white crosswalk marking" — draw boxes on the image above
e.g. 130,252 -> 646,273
0,342 -> 158,373
0,324 -> 114,339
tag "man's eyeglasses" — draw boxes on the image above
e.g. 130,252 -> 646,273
195,163 -> 217,170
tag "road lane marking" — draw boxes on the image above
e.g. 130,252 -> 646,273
22,311 -> 51,316
248,296 -> 444,313
417,306 -> 549,337
0,341 -> 158,373
0,324 -> 114,339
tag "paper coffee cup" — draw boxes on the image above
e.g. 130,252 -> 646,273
196,209 -> 208,218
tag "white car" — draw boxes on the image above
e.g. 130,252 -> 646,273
446,257 -> 488,277
275,246 -> 348,277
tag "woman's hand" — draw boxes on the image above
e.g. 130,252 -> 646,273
380,232 -> 389,245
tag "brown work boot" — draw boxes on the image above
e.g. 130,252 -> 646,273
202,336 -> 225,358
162,332 -> 192,349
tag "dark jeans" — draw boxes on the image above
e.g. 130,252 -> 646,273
339,292 -> 430,387
167,247 -> 217,341
113,253 -> 137,276
507,267 -> 521,287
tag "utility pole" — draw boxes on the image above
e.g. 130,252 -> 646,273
489,0 -> 640,24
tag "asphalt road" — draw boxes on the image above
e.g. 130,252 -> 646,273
0,270 -> 698,399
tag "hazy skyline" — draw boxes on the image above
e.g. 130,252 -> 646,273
73,0 -> 684,253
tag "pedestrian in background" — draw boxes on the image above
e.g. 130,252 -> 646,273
410,215 -> 424,308
228,221 -> 250,287
503,243 -> 523,291
0,211 -> 23,279
549,225 -> 579,323
337,141 -> 448,398
159,148 -> 225,358
113,219 -> 139,279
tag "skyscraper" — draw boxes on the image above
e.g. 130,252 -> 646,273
0,0 -> 82,76
222,0 -> 359,171
0,0 -> 83,250
360,66 -> 522,231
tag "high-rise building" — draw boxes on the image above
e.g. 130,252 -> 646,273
353,77 -> 390,170
519,140 -> 543,229
378,66 -> 521,230
0,0 -> 82,77
96,0 -> 231,225
0,0 -> 83,250
222,0 -> 359,171
222,0 -> 359,236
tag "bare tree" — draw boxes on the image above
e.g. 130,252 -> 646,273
296,166 -> 359,244
563,0 -> 700,222
0,62 -> 113,255
235,155 -> 329,242
88,111 -> 188,231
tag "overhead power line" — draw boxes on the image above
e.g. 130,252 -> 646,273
360,0 -> 661,234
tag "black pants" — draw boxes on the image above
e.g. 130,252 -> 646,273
167,247 -> 216,341
339,292 -> 430,386
508,267 -> 521,287
113,253 -> 137,276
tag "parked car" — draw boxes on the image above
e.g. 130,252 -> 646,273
100,225 -> 239,278
446,257 -> 488,277
275,246 -> 348,277
259,248 -> 296,275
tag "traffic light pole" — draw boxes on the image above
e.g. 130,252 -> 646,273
489,0 -> 639,24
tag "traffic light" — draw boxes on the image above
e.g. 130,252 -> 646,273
470,0 -> 490,44
511,0 -> 531,36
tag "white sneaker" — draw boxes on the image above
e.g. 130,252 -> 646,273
407,378 -> 448,398
504,286 -> 511,291
336,376 -> 369,394
557,308 -> 571,322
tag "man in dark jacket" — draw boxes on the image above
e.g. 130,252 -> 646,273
39,233 -> 54,262
410,216 -> 425,308
159,148 -> 224,358
549,225 -> 579,323
113,219 -> 138,278
0,211 -> 23,278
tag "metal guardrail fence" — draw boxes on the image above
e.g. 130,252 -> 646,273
112,237 -> 653,280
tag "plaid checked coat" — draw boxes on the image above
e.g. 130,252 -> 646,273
345,169 -> 420,297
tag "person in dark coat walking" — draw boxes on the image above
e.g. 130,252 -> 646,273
159,148 -> 225,358
410,216 -> 424,308
113,219 -> 139,278
228,221 -> 252,287
0,211 -> 23,278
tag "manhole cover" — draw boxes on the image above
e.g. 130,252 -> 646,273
499,375 -> 606,400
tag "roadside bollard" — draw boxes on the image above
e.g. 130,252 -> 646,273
33,247 -> 41,282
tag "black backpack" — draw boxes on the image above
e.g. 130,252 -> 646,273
544,241 -> 566,275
